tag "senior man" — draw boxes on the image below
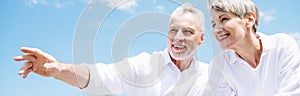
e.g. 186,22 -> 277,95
14,3 -> 208,96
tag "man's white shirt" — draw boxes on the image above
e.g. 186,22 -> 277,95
81,49 -> 209,96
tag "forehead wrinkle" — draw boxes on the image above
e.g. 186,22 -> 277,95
169,14 -> 200,31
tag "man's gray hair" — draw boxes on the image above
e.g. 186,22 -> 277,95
170,3 -> 205,33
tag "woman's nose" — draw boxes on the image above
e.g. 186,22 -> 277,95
213,24 -> 223,34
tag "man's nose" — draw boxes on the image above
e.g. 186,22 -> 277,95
174,29 -> 185,41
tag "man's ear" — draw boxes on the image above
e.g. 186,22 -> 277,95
245,11 -> 256,29
198,33 -> 205,46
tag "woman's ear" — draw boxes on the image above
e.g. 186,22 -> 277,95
245,11 -> 256,28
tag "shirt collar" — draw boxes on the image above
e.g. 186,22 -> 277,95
162,48 -> 199,73
161,48 -> 174,66
223,50 -> 238,64
224,32 -> 275,65
257,32 -> 275,51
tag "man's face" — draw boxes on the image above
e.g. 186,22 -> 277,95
168,12 -> 204,60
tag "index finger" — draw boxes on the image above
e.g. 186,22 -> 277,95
20,47 -> 40,54
19,47 -> 58,62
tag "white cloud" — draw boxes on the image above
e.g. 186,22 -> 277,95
152,0 -> 156,5
97,0 -> 137,13
115,0 -> 137,13
289,32 -> 300,48
24,0 -> 74,9
260,9 -> 277,24
24,0 -> 138,12
24,0 -> 48,7
156,5 -> 164,12
53,1 -> 74,9
152,0 -> 165,12
80,0 -> 137,13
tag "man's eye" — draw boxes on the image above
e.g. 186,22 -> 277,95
183,30 -> 192,33
170,29 -> 177,32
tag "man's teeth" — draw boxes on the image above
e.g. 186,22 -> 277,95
173,45 -> 185,48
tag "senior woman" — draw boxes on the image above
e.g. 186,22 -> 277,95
203,0 -> 300,96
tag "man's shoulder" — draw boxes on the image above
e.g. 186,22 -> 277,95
130,51 -> 164,61
127,50 -> 167,76
127,50 -> 165,65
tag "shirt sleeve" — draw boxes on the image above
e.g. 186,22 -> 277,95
81,63 -> 123,95
203,52 -> 236,96
80,52 -> 152,95
275,34 -> 300,96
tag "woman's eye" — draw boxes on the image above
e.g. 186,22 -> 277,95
212,23 -> 216,28
221,17 -> 228,22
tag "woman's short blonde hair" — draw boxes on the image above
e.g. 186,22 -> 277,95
209,0 -> 260,32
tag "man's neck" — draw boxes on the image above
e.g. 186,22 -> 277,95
170,56 -> 193,72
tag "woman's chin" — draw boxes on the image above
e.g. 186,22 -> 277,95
220,44 -> 230,50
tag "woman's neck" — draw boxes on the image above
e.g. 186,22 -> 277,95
234,34 -> 262,68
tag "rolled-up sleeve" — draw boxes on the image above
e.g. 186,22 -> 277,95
81,63 -> 123,95
204,52 -> 236,96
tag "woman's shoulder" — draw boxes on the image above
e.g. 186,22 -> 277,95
260,32 -> 296,47
263,33 -> 294,41
270,33 -> 293,40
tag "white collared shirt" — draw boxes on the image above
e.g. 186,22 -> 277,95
82,49 -> 209,96
205,33 -> 300,96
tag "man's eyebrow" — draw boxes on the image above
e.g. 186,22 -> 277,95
184,26 -> 195,30
169,25 -> 178,28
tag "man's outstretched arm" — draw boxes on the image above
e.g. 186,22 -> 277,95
14,47 -> 89,88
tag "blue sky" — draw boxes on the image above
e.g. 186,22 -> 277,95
1,0 -> 300,96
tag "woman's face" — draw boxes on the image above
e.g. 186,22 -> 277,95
210,10 -> 248,50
